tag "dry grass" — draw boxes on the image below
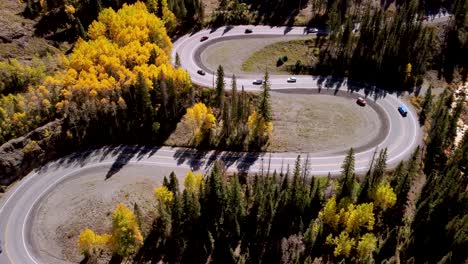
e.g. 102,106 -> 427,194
268,91 -> 383,154
242,39 -> 318,74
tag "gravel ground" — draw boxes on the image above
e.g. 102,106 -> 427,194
30,165 -> 192,263
200,36 -> 311,75
269,91 -> 384,155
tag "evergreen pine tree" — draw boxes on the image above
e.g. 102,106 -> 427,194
259,70 -> 271,122
337,148 -> 356,203
419,86 -> 432,125
168,171 -> 179,195
135,71 -> 153,125
231,74 -> 238,122
216,65 -> 225,110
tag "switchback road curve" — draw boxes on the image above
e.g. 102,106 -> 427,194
0,25 -> 422,263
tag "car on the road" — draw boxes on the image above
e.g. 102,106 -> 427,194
253,79 -> 263,85
287,77 -> 297,83
307,28 -> 318,33
245,28 -> 253,34
197,69 -> 206,75
398,105 -> 408,117
356,97 -> 367,106
200,36 -> 209,42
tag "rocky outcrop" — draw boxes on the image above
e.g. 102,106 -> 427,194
0,119 -> 65,185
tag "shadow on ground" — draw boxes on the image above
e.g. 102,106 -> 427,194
172,148 -> 261,173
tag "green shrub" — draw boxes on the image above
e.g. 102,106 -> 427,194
276,57 -> 284,67
282,55 -> 288,62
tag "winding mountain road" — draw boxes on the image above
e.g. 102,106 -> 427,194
0,25 -> 422,263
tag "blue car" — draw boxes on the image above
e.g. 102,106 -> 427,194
398,105 -> 408,117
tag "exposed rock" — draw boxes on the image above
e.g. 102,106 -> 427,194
0,119 -> 65,185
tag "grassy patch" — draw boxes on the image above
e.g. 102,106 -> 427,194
241,39 -> 318,74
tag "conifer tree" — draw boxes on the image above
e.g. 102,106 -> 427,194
259,70 -> 271,122
168,171 -> 179,195
419,86 -> 432,125
231,74 -> 238,122
215,65 -> 225,110
337,148 -> 356,203
135,71 -> 153,124
203,162 -> 226,234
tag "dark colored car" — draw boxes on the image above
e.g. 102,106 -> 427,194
245,29 -> 253,34
200,36 -> 209,42
197,70 -> 206,75
356,97 -> 367,106
398,105 -> 408,117
253,79 -> 263,85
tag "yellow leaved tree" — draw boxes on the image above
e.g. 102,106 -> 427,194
110,203 -> 143,257
154,185 -> 174,204
247,110 -> 273,145
183,102 -> 216,145
53,2 -> 190,113
77,228 -> 111,257
374,182 -> 397,210
184,170 -> 204,194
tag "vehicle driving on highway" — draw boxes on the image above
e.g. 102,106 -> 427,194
287,77 -> 297,83
197,69 -> 206,75
253,79 -> 263,85
307,28 -> 318,33
245,29 -> 253,34
357,97 -> 367,106
200,36 -> 209,41
398,105 -> 408,117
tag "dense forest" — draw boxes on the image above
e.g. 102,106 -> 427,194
0,2 -> 271,151
78,94 -> 468,262
0,0 -> 466,263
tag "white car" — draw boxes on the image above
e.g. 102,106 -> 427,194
253,79 -> 263,85
307,28 -> 318,33
287,77 -> 297,83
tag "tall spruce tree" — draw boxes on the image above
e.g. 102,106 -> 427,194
419,86 -> 433,125
216,65 -> 225,110
337,148 -> 356,203
259,70 -> 271,122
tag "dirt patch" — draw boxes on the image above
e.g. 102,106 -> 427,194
29,165 -> 191,263
269,91 -> 384,155
200,36 -> 312,75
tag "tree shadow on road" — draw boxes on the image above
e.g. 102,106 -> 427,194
104,145 -> 161,180
172,148 -> 261,173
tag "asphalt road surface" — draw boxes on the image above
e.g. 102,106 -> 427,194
0,25 -> 423,264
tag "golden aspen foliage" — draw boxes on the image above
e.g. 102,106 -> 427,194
356,233 -> 377,260
110,204 -> 143,256
183,102 -> 216,144
154,185 -> 174,203
77,228 -> 111,256
184,170 -> 204,194
342,203 -> 375,234
320,196 -> 341,230
53,2 -> 190,112
247,110 -> 273,141
405,63 -> 412,79
374,183 -> 397,210
326,231 -> 355,257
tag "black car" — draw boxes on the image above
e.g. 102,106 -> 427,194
245,29 -> 253,34
197,70 -> 206,75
